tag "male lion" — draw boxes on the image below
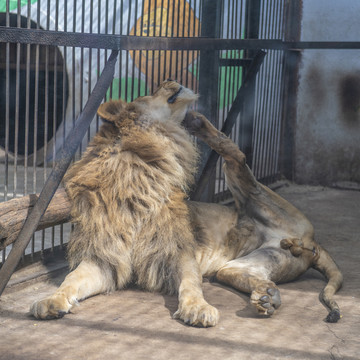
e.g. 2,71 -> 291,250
30,81 -> 342,326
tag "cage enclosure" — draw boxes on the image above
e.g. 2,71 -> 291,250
1,0 -> 358,270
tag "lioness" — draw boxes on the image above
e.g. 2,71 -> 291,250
30,81 -> 342,326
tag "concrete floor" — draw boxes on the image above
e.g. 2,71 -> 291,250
0,184 -> 359,360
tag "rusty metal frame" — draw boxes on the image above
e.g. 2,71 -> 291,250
2,27 -> 360,50
192,50 -> 266,201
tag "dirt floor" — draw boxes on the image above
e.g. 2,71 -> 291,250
0,184 -> 359,360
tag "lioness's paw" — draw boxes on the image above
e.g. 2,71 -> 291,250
173,300 -> 219,327
183,111 -> 205,134
251,287 -> 281,316
30,296 -> 72,320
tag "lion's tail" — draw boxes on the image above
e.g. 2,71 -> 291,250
312,244 -> 343,323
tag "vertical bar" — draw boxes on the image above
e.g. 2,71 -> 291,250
272,0 -> 286,180
79,0 -> 85,154
138,0 -> 145,96
44,0 -> 50,180
88,0 -> 93,141
258,1 -> 271,180
151,0 -> 157,90
60,221 -> 64,248
232,0 -> 241,150
174,0 -> 179,81
180,1 -> 185,86
34,0 -> 41,256
72,0 -> 77,137
240,0 -> 261,168
131,0 -> 138,100
185,0 -> 191,89
54,3 -> 59,162
147,0 -> 152,93
267,0 -> 283,182
33,0 -> 41,193
59,1 -> 67,249
158,0 -> 165,87
136,0 -> 143,95
24,1 -> 31,197
25,0 -> 32,257
168,0 -> 175,82
216,0 -> 226,199
62,0 -> 67,146
118,0 -> 124,102
280,0 -> 302,181
190,0 -> 196,91
41,0 -> 51,253
252,0 -> 266,179
195,0 -> 202,95
125,0 -> 132,101
163,0 -> 170,83
2,0 -> 10,263
196,0 -> 222,202
97,0 -> 102,130
4,1 -> 10,203
51,0 -> 61,251
13,0 -> 21,199
111,0 -> 118,102
112,0 -> 117,34
264,0 -> 277,180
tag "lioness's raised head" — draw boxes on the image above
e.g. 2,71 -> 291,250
97,80 -> 198,127
147,79 -> 198,123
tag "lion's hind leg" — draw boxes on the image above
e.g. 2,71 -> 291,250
30,260 -> 115,319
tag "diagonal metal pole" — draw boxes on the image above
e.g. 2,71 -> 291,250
190,50 -> 266,201
0,50 -> 119,296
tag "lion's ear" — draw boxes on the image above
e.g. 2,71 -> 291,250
97,99 -> 126,123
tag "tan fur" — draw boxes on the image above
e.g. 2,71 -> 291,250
30,83 -> 342,326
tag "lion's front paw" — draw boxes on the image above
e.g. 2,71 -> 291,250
173,299 -> 219,327
251,287 -> 281,316
30,295 -> 73,320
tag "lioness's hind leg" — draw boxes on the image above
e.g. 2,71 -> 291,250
30,260 -> 115,319
216,261 -> 281,315
184,111 -> 258,210
216,248 -> 311,316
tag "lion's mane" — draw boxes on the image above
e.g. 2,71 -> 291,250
63,101 -> 198,294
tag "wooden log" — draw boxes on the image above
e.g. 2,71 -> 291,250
0,188 -> 71,251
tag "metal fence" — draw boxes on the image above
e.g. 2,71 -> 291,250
0,0 -> 290,265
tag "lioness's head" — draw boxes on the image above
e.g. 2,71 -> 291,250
147,79 -> 198,123
97,80 -> 198,127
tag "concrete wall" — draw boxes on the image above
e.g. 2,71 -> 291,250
295,0 -> 360,185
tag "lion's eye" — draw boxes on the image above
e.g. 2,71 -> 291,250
167,87 -> 182,104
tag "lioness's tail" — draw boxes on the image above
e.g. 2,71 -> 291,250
312,245 -> 343,323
